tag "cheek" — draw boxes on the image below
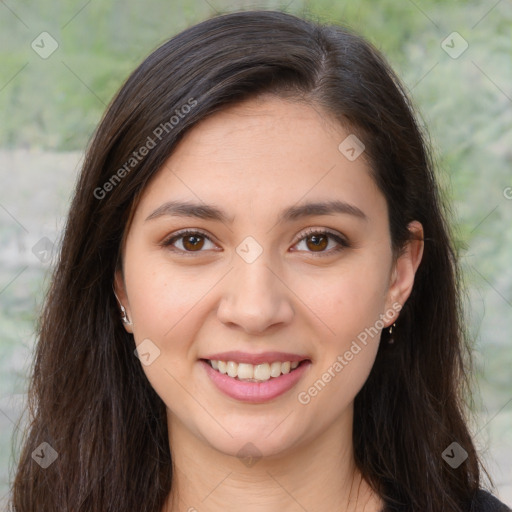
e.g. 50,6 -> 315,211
293,260 -> 390,340
124,250 -> 208,339
122,255 -> 211,409
293,262 -> 388,404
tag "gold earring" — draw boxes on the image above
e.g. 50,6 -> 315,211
388,322 -> 396,344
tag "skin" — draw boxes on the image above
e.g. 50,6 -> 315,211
115,95 -> 424,512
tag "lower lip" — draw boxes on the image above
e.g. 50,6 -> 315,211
200,360 -> 312,403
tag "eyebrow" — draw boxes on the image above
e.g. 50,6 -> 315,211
144,199 -> 368,224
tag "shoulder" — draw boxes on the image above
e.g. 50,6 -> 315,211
471,489 -> 511,512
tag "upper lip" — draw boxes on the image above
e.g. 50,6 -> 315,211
202,351 -> 310,365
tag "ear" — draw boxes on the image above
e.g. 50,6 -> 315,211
114,269 -> 133,333
384,220 -> 424,324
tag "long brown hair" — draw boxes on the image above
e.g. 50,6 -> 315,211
10,10 -> 490,511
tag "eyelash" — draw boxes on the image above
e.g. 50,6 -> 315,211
161,227 -> 349,257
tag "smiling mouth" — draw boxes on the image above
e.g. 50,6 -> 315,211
201,358 -> 310,382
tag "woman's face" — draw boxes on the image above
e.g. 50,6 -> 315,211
115,95 -> 422,458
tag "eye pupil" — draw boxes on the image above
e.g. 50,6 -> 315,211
183,235 -> 204,251
306,234 -> 328,251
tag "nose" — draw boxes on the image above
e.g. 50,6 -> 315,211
216,254 -> 294,334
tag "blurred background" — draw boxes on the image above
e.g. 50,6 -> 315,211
0,0 -> 511,506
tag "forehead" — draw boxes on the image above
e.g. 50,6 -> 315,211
133,96 -> 384,225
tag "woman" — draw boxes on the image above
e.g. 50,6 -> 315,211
9,9 -> 511,512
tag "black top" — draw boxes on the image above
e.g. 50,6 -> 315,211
471,490 -> 511,511
380,490 -> 511,511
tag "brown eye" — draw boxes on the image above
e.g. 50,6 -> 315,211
293,229 -> 349,256
182,233 -> 205,251
305,233 -> 329,252
162,230 -> 215,254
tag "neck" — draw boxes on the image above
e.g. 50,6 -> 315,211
162,408 -> 384,512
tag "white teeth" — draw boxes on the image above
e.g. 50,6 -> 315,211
254,363 -> 270,381
226,361 -> 238,378
208,359 -> 303,381
237,363 -> 254,380
270,361 -> 282,377
218,361 -> 227,374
